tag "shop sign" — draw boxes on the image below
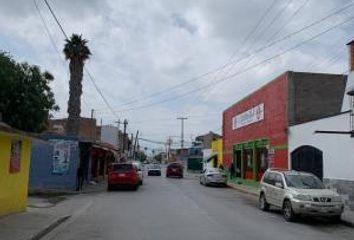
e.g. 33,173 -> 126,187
232,103 -> 264,130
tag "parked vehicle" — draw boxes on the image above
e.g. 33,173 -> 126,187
200,168 -> 227,186
259,169 -> 344,222
148,163 -> 161,176
166,162 -> 184,178
132,161 -> 144,185
108,163 -> 139,191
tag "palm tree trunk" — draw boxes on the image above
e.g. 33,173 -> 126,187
66,57 -> 83,136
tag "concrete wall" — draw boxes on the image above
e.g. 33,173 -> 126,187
288,72 -> 347,125
0,132 -> 31,216
29,139 -> 80,191
211,139 -> 223,167
289,112 -> 354,181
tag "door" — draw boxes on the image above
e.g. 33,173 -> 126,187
291,146 -> 323,180
272,173 -> 285,207
235,151 -> 242,178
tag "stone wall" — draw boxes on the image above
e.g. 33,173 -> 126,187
324,178 -> 354,211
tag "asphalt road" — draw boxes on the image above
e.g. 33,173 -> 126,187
43,175 -> 354,240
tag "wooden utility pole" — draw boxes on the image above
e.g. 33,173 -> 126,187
133,130 -> 139,160
122,119 -> 128,154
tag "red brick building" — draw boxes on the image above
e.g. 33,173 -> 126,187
223,71 -> 346,181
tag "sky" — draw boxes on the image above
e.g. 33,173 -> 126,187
0,0 -> 353,151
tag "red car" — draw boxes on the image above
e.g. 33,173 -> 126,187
166,162 -> 184,178
108,163 -> 139,190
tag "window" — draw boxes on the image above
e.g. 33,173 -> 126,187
246,151 -> 253,170
263,172 -> 275,185
9,139 -> 22,174
274,174 -> 284,187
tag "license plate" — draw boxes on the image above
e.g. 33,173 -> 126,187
119,173 -> 126,177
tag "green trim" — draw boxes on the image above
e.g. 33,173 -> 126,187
272,144 -> 288,150
252,144 -> 257,181
228,177 -> 260,188
240,148 -> 244,179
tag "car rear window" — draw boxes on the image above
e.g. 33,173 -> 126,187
112,164 -> 134,172
169,163 -> 182,168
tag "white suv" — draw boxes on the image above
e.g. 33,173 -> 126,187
259,169 -> 344,222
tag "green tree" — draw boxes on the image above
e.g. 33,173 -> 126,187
63,34 -> 91,136
0,52 -> 59,132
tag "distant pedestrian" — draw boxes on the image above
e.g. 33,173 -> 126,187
76,166 -> 84,191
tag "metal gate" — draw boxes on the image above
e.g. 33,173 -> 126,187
291,145 -> 323,180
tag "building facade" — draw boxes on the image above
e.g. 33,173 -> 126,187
0,123 -> 32,216
223,71 -> 346,181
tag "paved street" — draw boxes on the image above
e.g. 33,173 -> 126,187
40,175 -> 354,240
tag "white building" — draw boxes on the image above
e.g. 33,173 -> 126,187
288,41 -> 354,210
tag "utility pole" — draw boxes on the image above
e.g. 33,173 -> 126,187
177,117 -> 188,149
167,137 -> 172,162
114,119 -> 121,151
91,109 -> 95,119
133,130 -> 139,160
122,119 -> 128,155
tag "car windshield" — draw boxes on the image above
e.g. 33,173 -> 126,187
284,174 -> 325,189
151,164 -> 160,169
112,164 -> 134,172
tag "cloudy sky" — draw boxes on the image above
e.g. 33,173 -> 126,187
0,0 -> 353,150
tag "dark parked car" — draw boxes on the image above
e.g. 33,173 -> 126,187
166,162 -> 184,178
108,163 -> 139,191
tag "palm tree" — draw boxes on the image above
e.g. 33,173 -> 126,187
63,34 -> 91,136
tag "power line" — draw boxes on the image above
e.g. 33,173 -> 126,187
109,13 -> 354,113
97,1 -> 354,112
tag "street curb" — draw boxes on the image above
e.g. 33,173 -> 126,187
29,215 -> 71,240
227,182 -> 259,198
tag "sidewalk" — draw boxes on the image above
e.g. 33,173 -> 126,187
29,181 -> 107,197
0,182 -> 106,240
227,180 -> 354,226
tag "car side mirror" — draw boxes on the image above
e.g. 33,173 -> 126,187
275,182 -> 284,189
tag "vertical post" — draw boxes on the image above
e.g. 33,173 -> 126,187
240,147 -> 244,179
177,117 -> 188,149
133,130 -> 139,160
91,109 -> 94,119
252,143 -> 257,181
122,119 -> 128,155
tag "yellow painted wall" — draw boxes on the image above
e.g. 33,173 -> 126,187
211,138 -> 223,167
0,132 -> 31,216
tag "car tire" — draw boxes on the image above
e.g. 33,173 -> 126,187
283,200 -> 296,222
330,215 -> 341,223
107,185 -> 112,191
139,180 -> 143,185
133,184 -> 139,191
166,174 -> 169,178
259,193 -> 270,211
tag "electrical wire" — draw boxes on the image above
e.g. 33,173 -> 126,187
108,13 -> 354,113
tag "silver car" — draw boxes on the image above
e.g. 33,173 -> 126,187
259,169 -> 344,222
132,161 -> 144,185
200,168 -> 227,186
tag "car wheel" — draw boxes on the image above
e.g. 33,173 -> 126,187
330,215 -> 341,223
259,193 -> 270,211
283,200 -> 296,222
166,174 -> 169,178
107,185 -> 112,191
133,184 -> 139,191
139,180 -> 143,185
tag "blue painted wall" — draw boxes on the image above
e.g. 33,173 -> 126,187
29,138 -> 80,191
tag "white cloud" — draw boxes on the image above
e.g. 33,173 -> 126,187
0,0 -> 352,149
